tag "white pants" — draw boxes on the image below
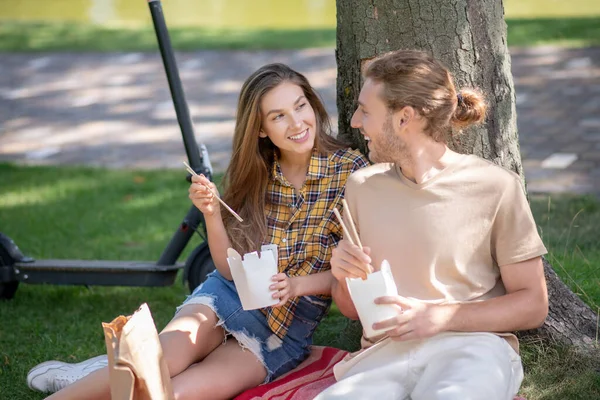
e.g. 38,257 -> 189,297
315,332 -> 523,400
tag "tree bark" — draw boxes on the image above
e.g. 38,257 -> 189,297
522,259 -> 598,348
336,0 -> 598,348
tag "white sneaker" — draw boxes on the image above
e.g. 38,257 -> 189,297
27,355 -> 108,393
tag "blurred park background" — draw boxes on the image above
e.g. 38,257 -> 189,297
1,1 -> 599,399
1,0 -> 600,50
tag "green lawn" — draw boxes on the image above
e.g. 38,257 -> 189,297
0,22 -> 336,52
507,17 -> 600,48
0,163 -> 599,399
530,194 -> 600,309
0,16 -> 599,52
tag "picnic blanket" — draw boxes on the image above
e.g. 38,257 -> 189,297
234,346 -> 527,400
234,346 -> 345,400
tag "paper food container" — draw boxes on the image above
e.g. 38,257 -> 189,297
346,260 -> 398,339
227,245 -> 279,310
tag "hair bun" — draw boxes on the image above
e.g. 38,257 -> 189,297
452,89 -> 487,128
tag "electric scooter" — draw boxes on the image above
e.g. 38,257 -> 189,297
0,0 -> 216,300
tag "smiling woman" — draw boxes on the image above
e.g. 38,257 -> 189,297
22,62 -> 370,399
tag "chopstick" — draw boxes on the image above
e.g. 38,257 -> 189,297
183,161 -> 244,222
332,202 -> 362,249
333,208 -> 354,246
333,203 -> 369,279
342,199 -> 362,250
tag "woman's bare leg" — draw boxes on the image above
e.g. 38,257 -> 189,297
45,304 -> 225,400
159,304 -> 227,376
171,339 -> 268,400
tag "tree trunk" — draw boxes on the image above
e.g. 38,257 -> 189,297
522,259 -> 598,348
336,0 -> 598,348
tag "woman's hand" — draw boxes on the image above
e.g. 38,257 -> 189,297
188,174 -> 221,217
270,273 -> 296,307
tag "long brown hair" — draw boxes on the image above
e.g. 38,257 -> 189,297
365,50 -> 487,141
221,63 -> 346,253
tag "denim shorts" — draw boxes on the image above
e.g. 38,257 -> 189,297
176,270 -> 329,382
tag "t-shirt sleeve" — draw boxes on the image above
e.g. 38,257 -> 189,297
491,174 -> 547,266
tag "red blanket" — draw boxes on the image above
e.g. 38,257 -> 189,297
234,346 -> 345,400
235,346 -> 527,400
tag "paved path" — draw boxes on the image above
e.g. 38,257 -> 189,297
1,47 -> 599,195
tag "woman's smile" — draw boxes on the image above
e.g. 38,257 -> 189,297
288,129 -> 309,142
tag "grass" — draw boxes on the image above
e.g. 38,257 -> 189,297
507,17 -> 600,48
530,194 -> 600,308
519,337 -> 600,399
0,16 -> 599,52
0,163 -> 599,399
0,22 -> 336,52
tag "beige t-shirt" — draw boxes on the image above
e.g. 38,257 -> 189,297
340,154 -> 547,362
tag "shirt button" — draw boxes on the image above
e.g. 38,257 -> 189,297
282,238 -> 287,243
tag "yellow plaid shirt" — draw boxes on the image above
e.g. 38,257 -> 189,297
261,148 -> 369,338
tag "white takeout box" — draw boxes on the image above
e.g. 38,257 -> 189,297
346,260 -> 398,338
227,245 -> 279,310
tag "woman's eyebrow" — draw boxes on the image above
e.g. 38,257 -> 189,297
266,96 -> 306,116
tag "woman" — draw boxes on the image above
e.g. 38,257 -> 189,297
32,63 -> 369,400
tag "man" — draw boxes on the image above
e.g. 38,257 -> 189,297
316,50 -> 548,400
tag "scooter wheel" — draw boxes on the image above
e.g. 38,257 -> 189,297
0,246 -> 19,300
0,281 -> 18,300
183,242 -> 215,293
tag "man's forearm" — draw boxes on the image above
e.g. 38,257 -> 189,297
445,288 -> 548,333
332,279 -> 359,320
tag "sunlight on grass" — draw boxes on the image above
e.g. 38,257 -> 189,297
0,177 -> 100,207
0,21 -> 336,51
119,190 -> 183,210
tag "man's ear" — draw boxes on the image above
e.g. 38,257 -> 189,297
393,106 -> 415,131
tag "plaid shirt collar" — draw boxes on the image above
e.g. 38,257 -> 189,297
271,150 -> 330,185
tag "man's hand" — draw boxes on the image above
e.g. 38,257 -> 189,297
331,239 -> 374,281
372,296 -> 457,341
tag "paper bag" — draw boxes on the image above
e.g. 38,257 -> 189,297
227,245 -> 279,310
102,303 -> 174,400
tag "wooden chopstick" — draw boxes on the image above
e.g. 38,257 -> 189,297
342,199 -> 362,250
333,208 -> 355,246
333,205 -> 369,279
183,161 -> 244,223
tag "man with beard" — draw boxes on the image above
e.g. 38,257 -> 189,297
316,50 -> 548,400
